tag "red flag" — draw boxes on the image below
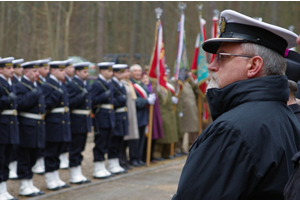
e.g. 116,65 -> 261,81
149,20 -> 168,92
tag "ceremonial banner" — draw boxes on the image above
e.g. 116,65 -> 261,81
174,13 -> 189,82
197,17 -> 209,96
148,20 -> 168,92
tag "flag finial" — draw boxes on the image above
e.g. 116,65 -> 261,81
155,7 -> 163,19
178,2 -> 186,14
289,25 -> 295,32
213,9 -> 220,18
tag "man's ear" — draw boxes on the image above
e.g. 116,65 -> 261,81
247,56 -> 264,78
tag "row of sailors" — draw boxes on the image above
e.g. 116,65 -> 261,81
0,57 -> 154,199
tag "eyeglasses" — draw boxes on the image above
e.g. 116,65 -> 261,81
216,52 -> 253,63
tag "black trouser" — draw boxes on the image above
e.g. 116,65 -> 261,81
44,142 -> 65,172
9,144 -> 18,162
17,147 -> 38,179
108,135 -> 124,159
128,126 -> 146,162
60,142 -> 70,154
0,144 -> 13,182
36,148 -> 44,159
69,134 -> 87,167
119,140 -> 129,166
93,128 -> 112,162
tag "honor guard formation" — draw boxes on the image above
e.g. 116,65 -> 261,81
2,8 -> 300,200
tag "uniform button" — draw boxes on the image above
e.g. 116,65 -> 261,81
86,99 -> 88,102
43,122 -> 45,125
62,112 -> 65,114
86,107 -> 89,109
10,121 -> 13,124
109,110 -> 111,113
39,104 -> 41,107
10,103 -> 13,106
62,121 -> 65,124
39,112 -> 41,115
17,122 -> 19,125
123,116 -> 126,120
37,121 -> 40,124
61,102 -> 64,105
68,122 -> 71,125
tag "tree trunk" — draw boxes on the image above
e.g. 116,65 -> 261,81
64,1 -> 74,58
96,2 -> 104,61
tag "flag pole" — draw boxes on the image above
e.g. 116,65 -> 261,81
170,2 -> 187,157
146,7 -> 163,166
197,4 -> 203,136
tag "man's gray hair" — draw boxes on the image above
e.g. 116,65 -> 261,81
130,64 -> 142,72
241,43 -> 286,75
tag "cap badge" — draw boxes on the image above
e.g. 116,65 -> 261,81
219,17 -> 226,33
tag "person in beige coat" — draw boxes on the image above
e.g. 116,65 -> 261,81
119,68 -> 139,170
179,74 -> 200,147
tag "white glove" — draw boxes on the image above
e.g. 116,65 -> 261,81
172,96 -> 178,104
147,94 -> 155,105
179,112 -> 183,117
150,93 -> 156,102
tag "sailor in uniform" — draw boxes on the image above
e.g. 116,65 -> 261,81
0,57 -> 19,200
16,60 -> 46,197
107,64 -> 129,174
32,58 -> 51,175
66,62 -> 91,184
8,58 -> 24,180
41,60 -> 71,190
91,62 -> 115,179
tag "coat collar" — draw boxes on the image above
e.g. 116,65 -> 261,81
207,75 -> 289,120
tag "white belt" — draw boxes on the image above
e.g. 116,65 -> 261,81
19,112 -> 45,120
115,107 -> 127,113
1,109 -> 17,116
51,107 -> 69,113
71,109 -> 91,115
100,104 -> 114,110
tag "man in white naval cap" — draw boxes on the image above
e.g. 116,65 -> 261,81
31,58 -> 51,175
91,62 -> 116,179
8,58 -> 24,181
108,64 -> 129,174
66,62 -> 92,184
41,60 -> 71,191
16,60 -> 46,197
173,10 -> 300,200
58,58 -> 74,170
0,57 -> 19,200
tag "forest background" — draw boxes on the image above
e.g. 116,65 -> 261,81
0,1 -> 299,74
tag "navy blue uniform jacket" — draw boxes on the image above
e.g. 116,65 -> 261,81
112,78 -> 128,136
16,78 -> 45,148
0,78 -> 19,145
91,77 -> 115,129
41,78 -> 71,142
173,76 -> 300,200
67,77 -> 92,134
130,78 -> 149,127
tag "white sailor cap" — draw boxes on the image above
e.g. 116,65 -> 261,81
97,62 -> 115,70
65,59 -> 73,66
0,57 -> 14,67
49,60 -> 68,69
21,61 -> 40,69
12,59 -> 24,68
73,62 -> 90,70
202,9 -> 298,56
113,64 -> 128,72
37,58 -> 51,67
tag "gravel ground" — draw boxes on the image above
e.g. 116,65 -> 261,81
7,133 -> 189,200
